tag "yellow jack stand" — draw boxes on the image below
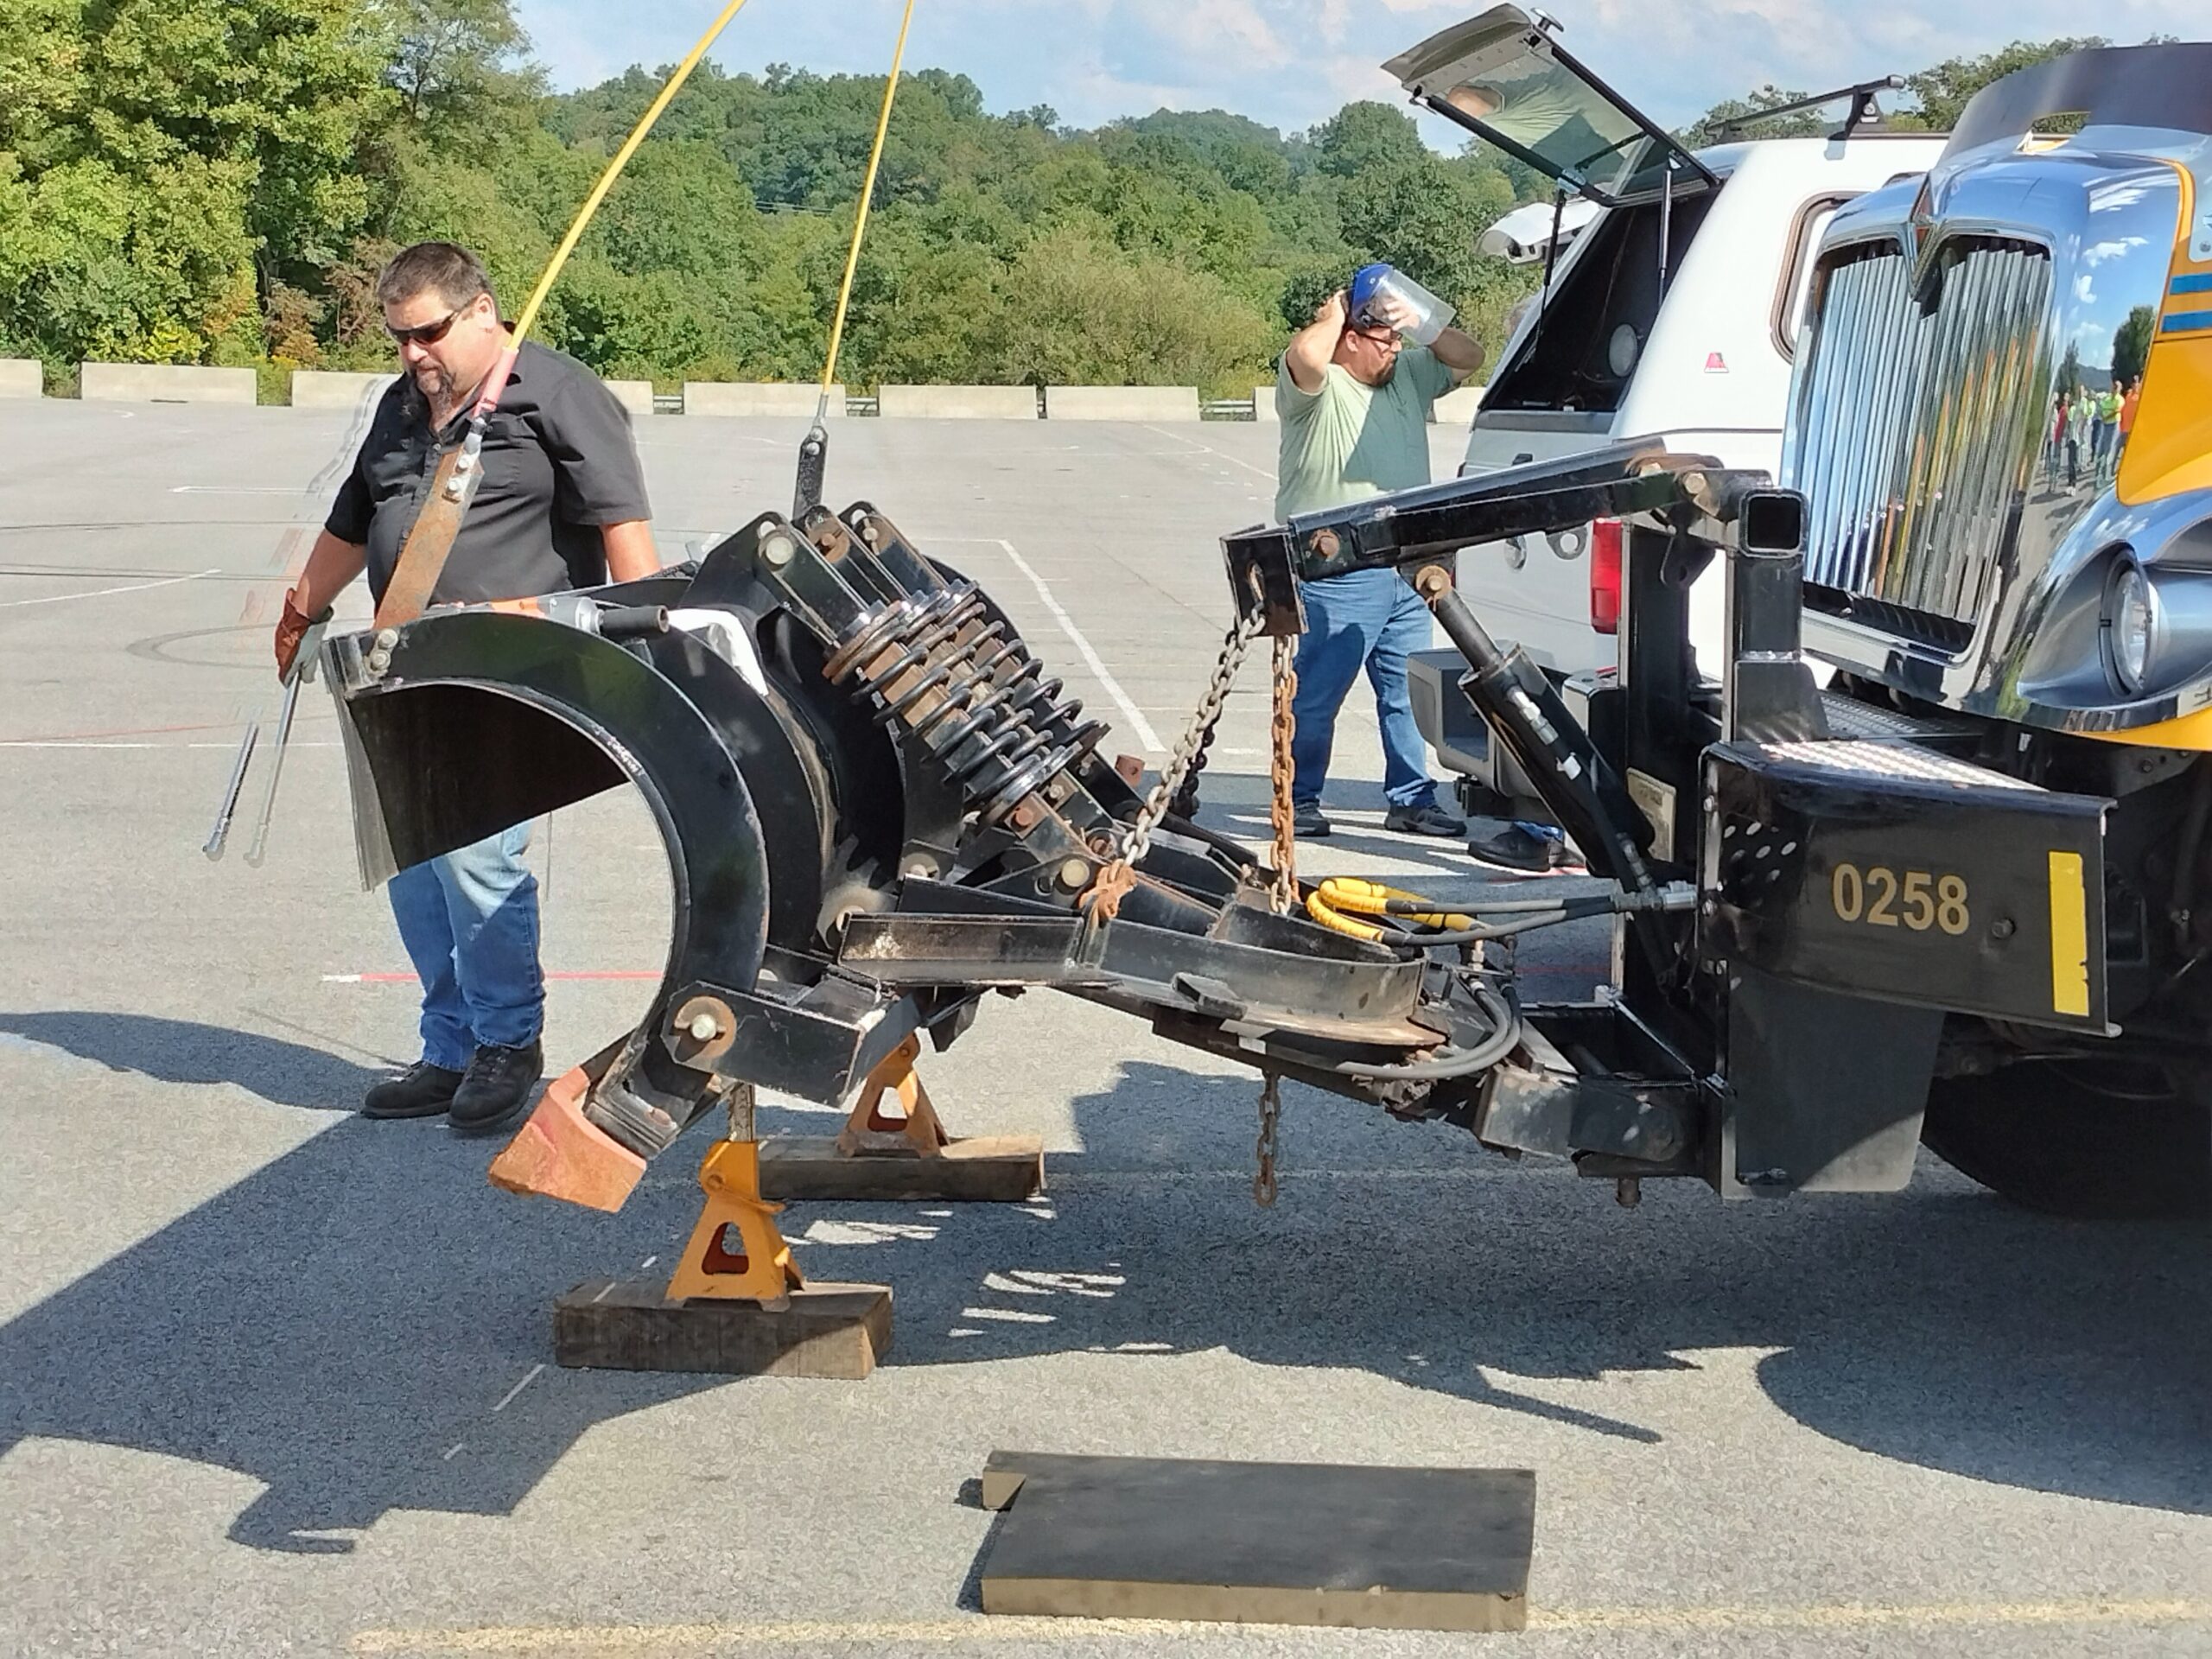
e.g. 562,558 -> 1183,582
835,1035 -> 950,1158
760,1036 -> 1046,1202
664,1140 -> 804,1304
552,1135 -> 892,1378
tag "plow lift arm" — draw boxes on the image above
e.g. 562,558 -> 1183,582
322,441 -> 2114,1227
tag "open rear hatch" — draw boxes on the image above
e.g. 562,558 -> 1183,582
1383,5 -> 1715,204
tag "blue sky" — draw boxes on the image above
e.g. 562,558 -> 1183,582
515,1 -> 2208,142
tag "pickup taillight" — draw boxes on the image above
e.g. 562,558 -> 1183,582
1589,518 -> 1623,635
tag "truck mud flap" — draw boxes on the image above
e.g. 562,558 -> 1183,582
1701,737 -> 2110,1035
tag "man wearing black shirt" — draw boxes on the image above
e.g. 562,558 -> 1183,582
276,242 -> 658,1132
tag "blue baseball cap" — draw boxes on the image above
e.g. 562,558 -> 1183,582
1347,263 -> 1394,327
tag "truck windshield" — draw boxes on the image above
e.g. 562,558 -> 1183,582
1480,191 -> 1716,413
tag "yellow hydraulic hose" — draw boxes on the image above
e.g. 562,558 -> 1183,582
817,0 -> 921,414
1306,877 -> 1473,944
508,0 -> 759,349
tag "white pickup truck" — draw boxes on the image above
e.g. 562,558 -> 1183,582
1383,7 -> 1947,814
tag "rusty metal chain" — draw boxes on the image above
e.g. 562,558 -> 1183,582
1166,625 -> 1239,819
1253,1073 -> 1282,1206
1267,634 -> 1299,915
1106,607 -> 1264,880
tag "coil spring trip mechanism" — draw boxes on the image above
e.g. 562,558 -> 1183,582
823,581 -> 1108,826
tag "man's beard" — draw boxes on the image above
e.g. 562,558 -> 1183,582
1362,354 -> 1399,388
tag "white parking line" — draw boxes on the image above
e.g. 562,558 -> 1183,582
1140,423 -> 1276,480
986,537 -> 1161,752
0,568 -> 219,610
492,1363 -> 545,1414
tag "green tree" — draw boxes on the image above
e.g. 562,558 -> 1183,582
1681,86 -> 1827,148
1311,101 -> 1428,180
2113,305 -> 2157,390
0,0 -> 391,372
984,226 -> 1275,395
1899,37 -> 2107,131
380,0 -> 543,143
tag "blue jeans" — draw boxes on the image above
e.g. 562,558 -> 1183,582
386,823 -> 544,1070
1291,569 -> 1440,811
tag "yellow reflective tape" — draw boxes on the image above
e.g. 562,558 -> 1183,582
2048,851 -> 2089,1018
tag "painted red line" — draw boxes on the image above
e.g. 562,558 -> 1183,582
1,719 -> 236,743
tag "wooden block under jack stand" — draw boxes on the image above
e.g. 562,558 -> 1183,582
975,1452 -> 1534,1632
553,1278 -> 892,1377
759,1034 -> 1045,1202
759,1135 -> 1045,1202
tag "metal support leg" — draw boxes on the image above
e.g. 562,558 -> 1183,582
664,1140 -> 804,1306
834,1034 -> 950,1158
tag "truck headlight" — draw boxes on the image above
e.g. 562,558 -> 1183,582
2104,558 -> 2158,696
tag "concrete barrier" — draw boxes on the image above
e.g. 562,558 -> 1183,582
878,385 -> 1037,420
1432,385 -> 1486,425
80,362 -> 257,405
0,359 -> 41,398
1251,384 -> 1278,422
683,381 -> 843,418
290,370 -> 397,409
1044,385 -> 1199,422
604,379 -> 655,416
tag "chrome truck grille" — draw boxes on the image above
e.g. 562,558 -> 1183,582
1782,239 -> 2053,648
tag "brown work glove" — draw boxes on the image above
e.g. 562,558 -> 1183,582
273,587 -> 327,681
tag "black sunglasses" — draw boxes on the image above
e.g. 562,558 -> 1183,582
385,303 -> 470,347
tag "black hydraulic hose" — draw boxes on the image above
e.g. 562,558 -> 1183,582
1326,981 -> 1521,1080
1157,810 -> 1262,869
1397,905 -> 1616,945
1414,567 -> 1656,897
597,604 -> 671,640
1379,894 -> 1579,915
1372,882 -> 1685,946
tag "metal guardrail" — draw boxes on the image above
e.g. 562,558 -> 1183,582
662,391 -> 1243,419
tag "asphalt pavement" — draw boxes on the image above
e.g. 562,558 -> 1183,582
0,397 -> 2208,1658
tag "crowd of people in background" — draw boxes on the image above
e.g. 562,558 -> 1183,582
2047,377 -> 2140,493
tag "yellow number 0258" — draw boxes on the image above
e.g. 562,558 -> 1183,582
1831,863 -> 1969,936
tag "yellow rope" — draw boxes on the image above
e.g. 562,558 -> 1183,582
818,0 -> 920,400
509,0 -> 758,348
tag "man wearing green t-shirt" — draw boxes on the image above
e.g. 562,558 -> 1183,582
1275,268 -> 1486,838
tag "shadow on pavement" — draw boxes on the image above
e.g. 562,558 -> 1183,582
4,1020 -> 2208,1558
0,1013 -> 719,1553
771,1060 -> 2212,1519
0,1010 -> 384,1115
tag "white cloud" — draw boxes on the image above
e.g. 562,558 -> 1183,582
1129,0 -> 1293,69
512,0 -> 2212,136
2082,237 -> 2151,265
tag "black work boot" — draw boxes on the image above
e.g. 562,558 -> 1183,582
1383,802 -> 1466,838
361,1061 -> 465,1120
448,1039 -> 544,1135
1293,802 -> 1332,839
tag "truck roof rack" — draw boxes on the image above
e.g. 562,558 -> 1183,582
1707,76 -> 1909,143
